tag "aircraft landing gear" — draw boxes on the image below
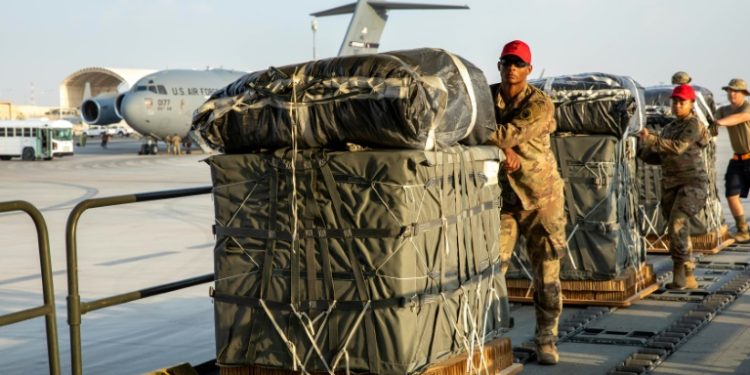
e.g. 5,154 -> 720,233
138,138 -> 159,155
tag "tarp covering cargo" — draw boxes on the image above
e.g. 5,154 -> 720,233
508,134 -> 643,280
193,48 -> 496,153
208,146 -> 510,374
529,73 -> 645,137
637,85 -> 724,240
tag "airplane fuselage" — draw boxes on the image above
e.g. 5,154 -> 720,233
116,69 -> 245,140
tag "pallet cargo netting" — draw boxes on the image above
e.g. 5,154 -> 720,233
505,73 -> 656,305
506,134 -> 644,280
639,85 -> 732,254
208,146 -> 511,374
193,48 -> 496,153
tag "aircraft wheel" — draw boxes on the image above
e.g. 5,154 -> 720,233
21,147 -> 35,161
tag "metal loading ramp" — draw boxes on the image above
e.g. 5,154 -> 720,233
507,244 -> 750,375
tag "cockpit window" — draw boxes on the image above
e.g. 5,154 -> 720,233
136,86 -> 147,92
157,85 -> 167,95
148,86 -> 158,94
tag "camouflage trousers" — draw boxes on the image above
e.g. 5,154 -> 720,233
499,198 -> 566,345
662,183 -> 707,263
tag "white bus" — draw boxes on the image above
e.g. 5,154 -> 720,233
0,119 -> 75,160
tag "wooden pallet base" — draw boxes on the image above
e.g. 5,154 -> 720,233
507,264 -> 658,307
647,224 -> 735,255
219,337 -> 518,375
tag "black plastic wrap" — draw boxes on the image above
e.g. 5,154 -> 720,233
193,48 -> 496,153
529,73 -> 645,137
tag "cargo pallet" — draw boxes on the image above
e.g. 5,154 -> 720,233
506,264 -> 659,307
218,337 -> 521,375
646,224 -> 735,255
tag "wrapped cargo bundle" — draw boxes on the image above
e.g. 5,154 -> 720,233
529,73 -> 645,137
508,135 -> 643,280
637,86 -> 727,250
505,73 -> 645,282
193,48 -> 496,153
208,146 -> 510,374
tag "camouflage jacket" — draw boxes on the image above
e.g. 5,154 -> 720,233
487,83 -> 564,210
642,114 -> 710,189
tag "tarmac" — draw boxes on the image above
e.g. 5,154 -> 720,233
1,132 -> 750,374
1,138 -> 215,374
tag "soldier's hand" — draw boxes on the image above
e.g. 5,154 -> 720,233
708,120 -> 719,136
639,128 -> 649,141
503,148 -> 520,173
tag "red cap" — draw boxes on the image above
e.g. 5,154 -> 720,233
500,40 -> 531,64
671,84 -> 696,101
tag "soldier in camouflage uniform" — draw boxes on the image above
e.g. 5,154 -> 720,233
487,40 -> 566,365
639,84 -> 710,290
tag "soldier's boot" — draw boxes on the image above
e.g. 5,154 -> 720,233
683,261 -> 699,289
734,230 -> 750,244
667,261 -> 686,290
536,343 -> 559,365
733,216 -> 750,244
667,261 -> 698,290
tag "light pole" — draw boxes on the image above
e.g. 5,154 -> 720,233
311,18 -> 318,60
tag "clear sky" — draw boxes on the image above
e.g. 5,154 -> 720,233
1,0 -> 747,106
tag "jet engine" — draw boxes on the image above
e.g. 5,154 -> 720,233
114,93 -> 127,119
81,93 -> 121,125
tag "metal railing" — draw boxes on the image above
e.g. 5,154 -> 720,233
0,201 -> 61,375
65,186 -> 214,375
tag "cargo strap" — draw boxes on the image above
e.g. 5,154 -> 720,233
554,136 -> 583,270
439,152 -> 448,293
459,151 -> 480,278
469,151 -> 494,277
302,163 -> 339,351
213,201 -> 497,241
318,160 -> 381,373
212,260 -> 502,311
444,51 -> 478,141
246,167 -> 280,363
260,169 -> 280,299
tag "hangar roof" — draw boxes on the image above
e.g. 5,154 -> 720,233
59,67 -> 156,109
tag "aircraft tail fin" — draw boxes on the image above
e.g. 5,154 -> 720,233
311,0 -> 468,56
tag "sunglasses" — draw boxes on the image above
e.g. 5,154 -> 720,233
500,58 -> 529,68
